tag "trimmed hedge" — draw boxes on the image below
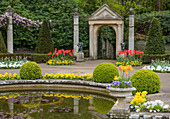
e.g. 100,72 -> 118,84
36,20 -> 54,54
0,53 -> 51,63
0,31 -> 7,53
20,62 -> 42,80
130,69 -> 161,94
143,54 -> 170,64
93,63 -> 119,83
144,17 -> 165,54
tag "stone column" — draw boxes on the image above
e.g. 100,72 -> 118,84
128,8 -> 135,52
116,24 -> 121,58
8,97 -> 14,118
88,98 -> 95,111
74,97 -> 79,114
7,6 -> 13,53
89,24 -> 94,59
74,8 -> 79,56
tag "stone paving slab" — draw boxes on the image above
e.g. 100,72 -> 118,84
0,60 -> 170,107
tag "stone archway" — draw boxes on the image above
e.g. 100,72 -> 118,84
88,4 -> 124,59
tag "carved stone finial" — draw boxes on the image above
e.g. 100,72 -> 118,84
8,5 -> 11,9
74,8 -> 79,16
7,5 -> 12,15
74,8 -> 78,12
129,8 -> 135,15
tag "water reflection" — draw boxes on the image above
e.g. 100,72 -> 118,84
0,91 -> 116,119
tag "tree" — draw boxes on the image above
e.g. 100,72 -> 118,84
144,17 -> 165,54
0,31 -> 7,53
36,20 -> 54,54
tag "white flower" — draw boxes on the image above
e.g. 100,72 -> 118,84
157,110 -> 160,112
136,109 -> 140,112
149,110 -> 152,112
163,105 -> 169,109
135,106 -> 139,109
153,110 -> 156,113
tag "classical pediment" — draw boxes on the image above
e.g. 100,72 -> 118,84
88,4 -> 123,20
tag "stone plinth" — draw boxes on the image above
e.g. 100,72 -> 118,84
76,53 -> 85,62
107,87 -> 136,114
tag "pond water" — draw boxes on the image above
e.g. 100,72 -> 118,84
0,90 -> 116,119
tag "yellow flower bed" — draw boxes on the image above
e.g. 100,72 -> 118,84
130,91 -> 148,105
42,73 -> 93,81
43,93 -> 93,100
0,72 -> 21,80
116,61 -> 142,66
47,59 -> 74,65
0,94 -> 21,99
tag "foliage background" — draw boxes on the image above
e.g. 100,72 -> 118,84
0,0 -> 169,52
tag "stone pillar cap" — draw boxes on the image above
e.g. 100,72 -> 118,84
129,8 -> 135,15
74,8 -> 79,16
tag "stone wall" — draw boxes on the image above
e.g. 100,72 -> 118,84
135,40 -> 170,54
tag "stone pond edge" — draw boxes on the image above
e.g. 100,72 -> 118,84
0,79 -> 170,118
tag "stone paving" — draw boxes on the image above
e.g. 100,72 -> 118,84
0,60 -> 170,107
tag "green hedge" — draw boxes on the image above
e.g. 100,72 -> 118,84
0,53 -> 51,63
143,54 -> 170,64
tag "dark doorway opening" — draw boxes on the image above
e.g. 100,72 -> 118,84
97,26 -> 116,59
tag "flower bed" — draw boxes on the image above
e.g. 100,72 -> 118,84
0,72 -> 93,81
107,65 -> 133,88
42,73 -> 93,81
142,59 -> 170,73
116,50 -> 144,66
130,91 -> 169,113
0,73 -> 20,80
47,60 -> 74,65
47,48 -> 74,65
0,56 -> 28,69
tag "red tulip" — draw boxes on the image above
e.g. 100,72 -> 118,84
61,57 -> 63,60
70,53 -> 73,56
48,52 -> 51,55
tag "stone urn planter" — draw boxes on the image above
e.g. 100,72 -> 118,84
106,87 -> 136,114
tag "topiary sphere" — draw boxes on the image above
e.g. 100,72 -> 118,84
93,63 -> 119,83
20,62 -> 42,80
130,69 -> 161,94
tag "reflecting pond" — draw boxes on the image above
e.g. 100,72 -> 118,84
0,90 -> 116,119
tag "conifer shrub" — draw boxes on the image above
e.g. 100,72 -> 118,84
0,31 -> 7,53
93,63 -> 119,83
130,69 -> 161,94
144,17 -> 165,54
36,20 -> 54,54
20,62 -> 41,80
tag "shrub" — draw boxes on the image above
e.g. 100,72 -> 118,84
36,20 -> 54,54
0,31 -> 7,53
144,17 -> 165,54
143,54 -> 170,64
20,62 -> 42,80
93,97 -> 115,114
93,63 -> 119,83
130,69 -> 161,94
